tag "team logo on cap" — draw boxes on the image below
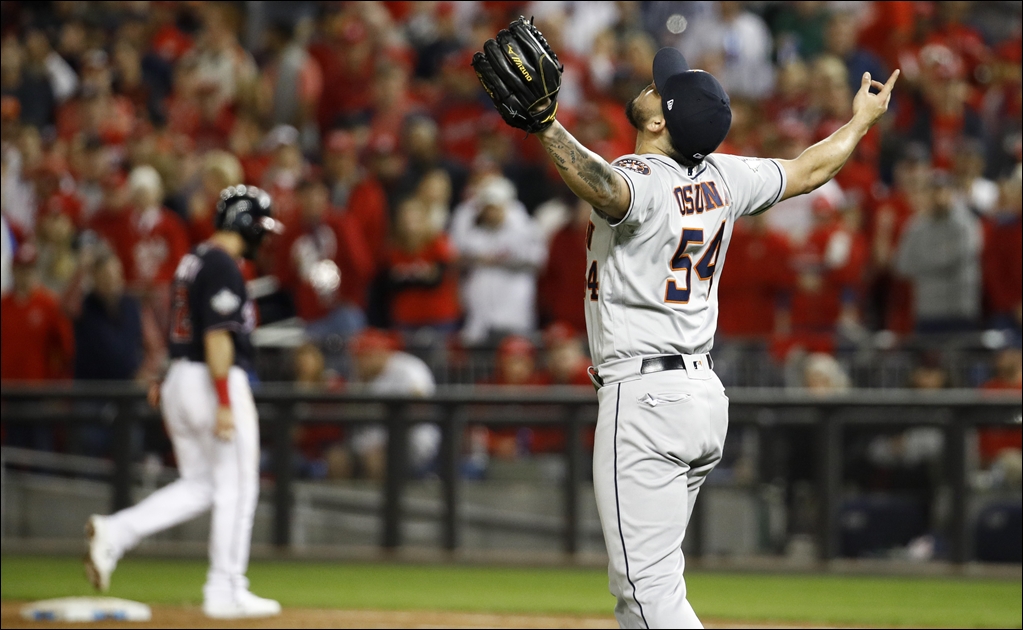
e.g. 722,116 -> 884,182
667,99 -> 674,110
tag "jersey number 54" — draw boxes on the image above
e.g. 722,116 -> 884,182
665,222 -> 725,304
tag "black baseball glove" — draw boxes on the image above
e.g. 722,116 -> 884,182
472,16 -> 563,134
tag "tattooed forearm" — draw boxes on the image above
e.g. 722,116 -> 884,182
537,122 -> 630,218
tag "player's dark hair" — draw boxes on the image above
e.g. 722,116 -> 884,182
625,96 -> 644,131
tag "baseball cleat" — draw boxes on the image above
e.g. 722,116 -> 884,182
203,591 -> 282,619
84,515 -> 117,592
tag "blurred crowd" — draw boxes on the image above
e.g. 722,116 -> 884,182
1,2 -> 1020,472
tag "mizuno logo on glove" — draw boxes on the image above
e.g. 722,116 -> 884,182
508,44 -> 533,81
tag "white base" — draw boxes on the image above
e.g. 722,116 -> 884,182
21,597 -> 152,622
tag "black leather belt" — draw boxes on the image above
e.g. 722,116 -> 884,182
641,354 -> 690,374
589,354 -> 713,390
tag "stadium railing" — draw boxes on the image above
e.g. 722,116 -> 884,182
1,382 -> 1020,563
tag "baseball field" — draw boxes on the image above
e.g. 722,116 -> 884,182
1,556 -> 1020,628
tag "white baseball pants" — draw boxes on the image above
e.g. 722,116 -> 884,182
592,356 -> 728,629
104,360 -> 260,599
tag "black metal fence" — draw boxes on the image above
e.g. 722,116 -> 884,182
2,382 -> 1020,563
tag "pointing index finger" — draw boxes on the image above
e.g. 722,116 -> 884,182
881,69 -> 900,95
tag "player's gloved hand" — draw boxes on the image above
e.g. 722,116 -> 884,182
472,16 -> 562,134
851,69 -> 899,130
214,406 -> 235,441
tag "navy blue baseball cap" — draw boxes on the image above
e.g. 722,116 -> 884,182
652,47 -> 731,162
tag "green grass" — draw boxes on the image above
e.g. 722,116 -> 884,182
2,556 -> 1020,627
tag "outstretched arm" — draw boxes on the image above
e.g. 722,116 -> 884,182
536,121 -> 632,219
778,70 -> 899,201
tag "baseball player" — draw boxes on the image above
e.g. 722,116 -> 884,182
474,18 -> 898,628
84,186 -> 284,620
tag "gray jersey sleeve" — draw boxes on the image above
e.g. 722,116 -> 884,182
605,155 -> 664,229
707,154 -> 787,218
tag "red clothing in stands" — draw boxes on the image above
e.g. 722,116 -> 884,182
870,191 -> 916,333
151,23 -> 193,62
790,222 -> 868,332
339,177 -> 389,269
40,190 -> 85,229
434,100 -> 491,165
1,287 -> 75,381
717,222 -> 794,338
978,379 -> 1023,465
187,200 -> 217,246
538,220 -> 588,333
276,214 -> 374,320
857,1 -> 915,69
55,95 -> 134,145
925,23 -> 991,83
309,41 -> 375,130
92,207 -> 190,289
983,214 -> 1023,316
388,235 -> 461,327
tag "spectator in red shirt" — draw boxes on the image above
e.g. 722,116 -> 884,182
260,125 -> 308,227
925,2 -> 991,92
387,196 -> 460,334
290,342 -> 348,480
322,130 -> 389,271
0,243 -> 73,451
718,214 -> 795,341
227,114 -> 271,185
983,174 -> 1023,337
486,335 -> 548,460
56,50 -> 135,146
789,196 -> 869,349
539,323 -> 591,387
276,179 -> 373,340
509,323 -> 593,455
538,197 -> 590,334
902,44 -> 985,171
432,50 -> 491,166
149,2 -> 194,64
0,243 -> 74,382
309,10 -> 376,130
93,166 -> 189,334
868,144 -> 931,333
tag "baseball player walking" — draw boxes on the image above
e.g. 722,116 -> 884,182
84,186 -> 284,620
474,19 -> 898,629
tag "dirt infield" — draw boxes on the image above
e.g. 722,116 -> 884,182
4,602 -> 618,629
2,601 -> 847,629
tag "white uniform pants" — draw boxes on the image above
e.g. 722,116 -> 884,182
105,361 -> 260,599
592,359 -> 728,629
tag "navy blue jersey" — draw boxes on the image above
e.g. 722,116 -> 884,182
168,243 -> 255,370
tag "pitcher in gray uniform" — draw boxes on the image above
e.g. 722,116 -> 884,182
481,38 -> 897,628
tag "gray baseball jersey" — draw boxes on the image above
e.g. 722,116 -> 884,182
584,153 -> 787,366
586,152 -> 787,629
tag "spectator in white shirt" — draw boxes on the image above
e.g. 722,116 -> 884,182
450,176 -> 547,345
345,329 -> 440,480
